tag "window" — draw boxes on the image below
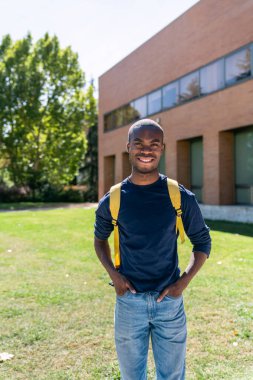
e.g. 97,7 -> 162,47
162,81 -> 179,108
225,47 -> 251,85
104,44 -> 253,132
158,145 -> 166,175
125,103 -> 138,124
235,126 -> 253,204
190,138 -> 203,202
148,89 -> 162,115
114,107 -> 125,128
179,71 -> 200,102
200,59 -> 224,95
132,96 -> 147,119
104,112 -> 114,132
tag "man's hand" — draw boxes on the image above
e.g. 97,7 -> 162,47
156,277 -> 188,302
112,272 -> 136,296
157,251 -> 208,302
94,237 -> 137,296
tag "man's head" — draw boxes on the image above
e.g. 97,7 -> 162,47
127,119 -> 164,175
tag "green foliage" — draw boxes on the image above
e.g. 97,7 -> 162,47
0,33 -> 87,195
78,82 -> 98,201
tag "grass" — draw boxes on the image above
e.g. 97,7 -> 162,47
0,202 -> 87,211
0,207 -> 252,379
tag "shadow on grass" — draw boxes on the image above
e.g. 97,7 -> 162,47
206,219 -> 253,238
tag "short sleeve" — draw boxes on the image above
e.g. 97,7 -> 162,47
94,192 -> 114,240
180,185 -> 211,257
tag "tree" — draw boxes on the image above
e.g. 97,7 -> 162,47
78,82 -> 98,201
0,33 -> 87,198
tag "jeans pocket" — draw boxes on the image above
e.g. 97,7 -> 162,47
164,294 -> 182,300
117,290 -> 130,298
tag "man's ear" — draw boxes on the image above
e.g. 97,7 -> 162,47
126,142 -> 130,152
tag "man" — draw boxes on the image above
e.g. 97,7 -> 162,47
94,119 -> 211,380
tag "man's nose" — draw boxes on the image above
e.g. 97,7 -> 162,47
140,145 -> 152,153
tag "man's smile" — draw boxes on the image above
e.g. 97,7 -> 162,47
137,156 -> 155,163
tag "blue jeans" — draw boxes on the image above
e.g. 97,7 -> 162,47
114,290 -> 187,380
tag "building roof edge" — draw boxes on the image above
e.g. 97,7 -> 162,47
98,1 -> 200,80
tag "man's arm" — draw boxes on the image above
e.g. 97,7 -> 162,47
157,251 -> 207,302
156,186 -> 211,302
94,237 -> 136,295
94,236 -> 117,279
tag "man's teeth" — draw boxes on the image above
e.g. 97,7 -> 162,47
139,158 -> 153,162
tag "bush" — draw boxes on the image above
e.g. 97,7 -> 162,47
41,185 -> 85,202
0,184 -> 30,202
0,184 -> 87,203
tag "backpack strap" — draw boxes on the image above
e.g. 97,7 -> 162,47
109,182 -> 122,269
167,178 -> 185,244
109,178 -> 185,269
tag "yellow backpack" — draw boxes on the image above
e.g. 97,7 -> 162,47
109,178 -> 185,269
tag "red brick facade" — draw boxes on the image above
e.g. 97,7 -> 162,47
98,0 -> 253,204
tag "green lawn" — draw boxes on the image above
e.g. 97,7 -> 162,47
0,208 -> 252,380
0,202 -> 85,211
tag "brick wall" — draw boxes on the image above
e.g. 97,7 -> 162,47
98,0 -> 253,203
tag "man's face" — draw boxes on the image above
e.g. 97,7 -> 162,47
127,126 -> 164,174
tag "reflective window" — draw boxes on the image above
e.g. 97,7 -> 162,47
225,48 -> 251,85
104,44 -> 253,132
114,107 -> 125,128
190,138 -> 203,202
148,89 -> 162,115
162,81 -> 179,108
179,71 -> 200,102
235,126 -> 253,204
104,112 -> 114,131
133,96 -> 147,119
158,145 -> 166,175
200,59 -> 224,95
126,103 -> 139,123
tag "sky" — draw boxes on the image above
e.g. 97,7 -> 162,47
0,0 -> 199,92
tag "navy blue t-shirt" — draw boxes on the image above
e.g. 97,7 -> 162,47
94,174 -> 211,292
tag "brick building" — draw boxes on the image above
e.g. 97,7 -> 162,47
98,0 -> 253,218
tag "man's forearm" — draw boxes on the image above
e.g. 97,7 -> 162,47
179,251 -> 207,288
157,251 -> 208,301
94,237 -> 119,280
94,237 -> 137,295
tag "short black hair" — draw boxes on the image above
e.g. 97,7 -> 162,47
128,118 -> 164,142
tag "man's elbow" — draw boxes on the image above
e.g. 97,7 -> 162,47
94,236 -> 108,248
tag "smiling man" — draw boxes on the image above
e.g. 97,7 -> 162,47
94,119 -> 211,380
